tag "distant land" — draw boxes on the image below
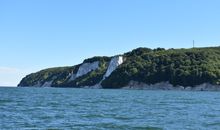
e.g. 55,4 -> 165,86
18,47 -> 220,91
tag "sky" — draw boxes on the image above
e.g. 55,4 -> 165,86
0,0 -> 220,86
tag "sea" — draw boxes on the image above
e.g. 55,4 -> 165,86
1,87 -> 220,130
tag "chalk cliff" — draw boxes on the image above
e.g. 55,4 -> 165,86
18,47 -> 220,91
103,56 -> 123,79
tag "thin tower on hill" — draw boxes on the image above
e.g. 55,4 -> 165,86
193,40 -> 195,48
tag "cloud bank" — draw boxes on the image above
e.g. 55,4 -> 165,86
0,67 -> 31,87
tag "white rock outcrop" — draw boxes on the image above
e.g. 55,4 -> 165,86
69,61 -> 100,81
103,56 -> 123,79
76,61 -> 99,78
41,81 -> 53,87
69,73 -> 76,81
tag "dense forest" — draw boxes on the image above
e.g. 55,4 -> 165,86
102,47 -> 220,88
18,47 -> 220,88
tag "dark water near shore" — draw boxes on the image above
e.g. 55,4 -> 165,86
1,87 -> 220,130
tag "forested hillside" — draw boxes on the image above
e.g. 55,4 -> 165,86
18,47 -> 220,89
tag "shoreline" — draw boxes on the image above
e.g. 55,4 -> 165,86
19,81 -> 220,91
121,81 -> 220,91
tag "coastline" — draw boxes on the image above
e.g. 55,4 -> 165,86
78,81 -> 220,91
121,81 -> 220,91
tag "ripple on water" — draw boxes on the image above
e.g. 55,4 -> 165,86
0,99 -> 13,104
1,88 -> 220,130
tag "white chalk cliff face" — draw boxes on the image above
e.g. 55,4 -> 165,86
103,56 -> 123,79
41,81 -> 53,87
69,61 -> 100,81
32,81 -> 52,87
32,57 -> 123,87
76,61 -> 99,77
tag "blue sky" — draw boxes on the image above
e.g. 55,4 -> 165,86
0,0 -> 220,86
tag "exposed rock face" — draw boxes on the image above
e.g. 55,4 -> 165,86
83,84 -> 102,89
103,56 -> 123,79
31,81 -> 53,87
32,82 -> 42,87
122,81 -> 220,91
69,73 -> 76,81
18,47 -> 220,90
192,83 -> 220,91
76,61 -> 99,78
41,81 -> 53,87
76,56 -> 124,88
68,61 -> 100,81
123,81 -> 184,90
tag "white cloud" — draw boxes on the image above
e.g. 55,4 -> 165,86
0,67 -> 33,87
0,67 -> 20,73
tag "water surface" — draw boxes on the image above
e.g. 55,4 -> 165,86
1,87 -> 220,130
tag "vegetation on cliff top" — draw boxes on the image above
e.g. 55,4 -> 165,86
102,47 -> 220,88
18,47 -> 220,88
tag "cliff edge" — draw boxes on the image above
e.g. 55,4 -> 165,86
18,47 -> 220,90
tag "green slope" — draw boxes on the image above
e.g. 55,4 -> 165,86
18,47 -> 220,88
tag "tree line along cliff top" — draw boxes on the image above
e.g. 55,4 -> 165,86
18,46 -> 220,88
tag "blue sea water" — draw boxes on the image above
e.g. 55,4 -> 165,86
0,87 -> 220,130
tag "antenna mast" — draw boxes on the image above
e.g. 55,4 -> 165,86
193,40 -> 195,48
